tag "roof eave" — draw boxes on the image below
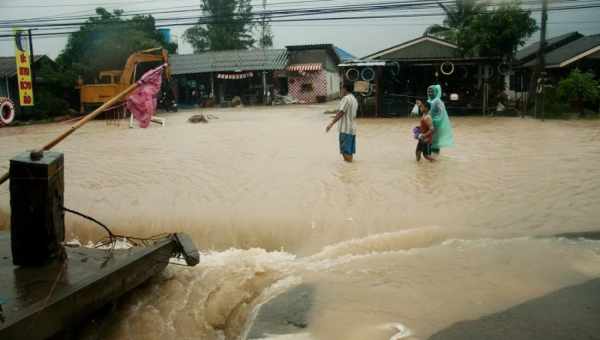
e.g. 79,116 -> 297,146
363,36 -> 459,60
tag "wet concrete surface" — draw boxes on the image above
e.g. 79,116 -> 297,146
429,278 -> 600,340
248,284 -> 315,339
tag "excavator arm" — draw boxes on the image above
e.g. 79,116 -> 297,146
119,48 -> 170,85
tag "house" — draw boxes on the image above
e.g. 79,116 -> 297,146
348,35 -> 500,116
285,44 -> 347,103
515,32 -> 600,82
514,31 -> 583,66
0,55 -> 56,109
510,31 -> 583,94
510,32 -> 600,106
169,49 -> 288,106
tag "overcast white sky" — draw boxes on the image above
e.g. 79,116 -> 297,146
1,0 -> 599,59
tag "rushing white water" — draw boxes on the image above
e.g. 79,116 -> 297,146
1,104 -> 600,339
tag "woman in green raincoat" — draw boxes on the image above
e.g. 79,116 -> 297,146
427,85 -> 454,154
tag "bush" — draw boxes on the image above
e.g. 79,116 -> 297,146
558,68 -> 599,115
539,87 -> 572,119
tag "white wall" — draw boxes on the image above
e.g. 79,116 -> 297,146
327,71 -> 341,98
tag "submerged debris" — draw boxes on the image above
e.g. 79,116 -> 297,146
189,114 -> 219,124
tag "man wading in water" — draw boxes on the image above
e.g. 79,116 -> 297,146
326,83 -> 358,162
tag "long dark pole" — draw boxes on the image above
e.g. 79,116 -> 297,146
534,0 -> 548,118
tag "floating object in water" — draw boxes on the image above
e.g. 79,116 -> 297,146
188,114 -> 218,124
189,114 -> 209,123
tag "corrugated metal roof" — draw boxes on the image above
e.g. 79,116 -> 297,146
523,34 -> 600,68
515,31 -> 582,62
334,47 -> 355,62
170,49 -> 288,75
0,55 -> 46,77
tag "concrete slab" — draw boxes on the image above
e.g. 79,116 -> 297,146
0,231 -> 177,340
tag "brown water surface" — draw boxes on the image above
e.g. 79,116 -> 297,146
1,104 -> 599,339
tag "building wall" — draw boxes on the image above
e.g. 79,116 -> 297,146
326,71 -> 341,99
288,70 -> 328,103
288,50 -> 338,72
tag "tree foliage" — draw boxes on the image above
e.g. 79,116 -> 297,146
184,0 -> 255,52
56,8 -> 177,81
425,0 -> 488,43
460,0 -> 537,58
558,68 -> 599,114
426,0 -> 537,58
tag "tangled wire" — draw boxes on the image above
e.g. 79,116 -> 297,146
63,206 -> 170,258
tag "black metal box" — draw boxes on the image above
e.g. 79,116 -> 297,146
10,151 -> 65,266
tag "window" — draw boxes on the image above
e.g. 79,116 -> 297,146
301,83 -> 314,92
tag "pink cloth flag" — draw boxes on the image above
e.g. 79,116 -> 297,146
126,64 -> 167,128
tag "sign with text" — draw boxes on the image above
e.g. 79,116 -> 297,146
14,29 -> 34,106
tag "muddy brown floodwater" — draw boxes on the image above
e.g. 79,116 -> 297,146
1,103 -> 600,340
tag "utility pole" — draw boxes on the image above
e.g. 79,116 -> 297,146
261,0 -> 268,104
532,0 -> 548,118
261,0 -> 267,48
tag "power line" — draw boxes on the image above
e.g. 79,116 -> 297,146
0,0 -> 333,9
0,0 -> 443,25
0,0 -> 594,26
0,1 -> 457,29
0,0 -> 598,39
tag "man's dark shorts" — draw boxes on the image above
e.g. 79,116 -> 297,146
416,140 -> 432,156
339,133 -> 356,155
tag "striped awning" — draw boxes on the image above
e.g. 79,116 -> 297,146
287,63 -> 322,72
217,72 -> 254,80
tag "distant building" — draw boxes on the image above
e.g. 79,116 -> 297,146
508,31 -> 600,111
512,32 -> 600,90
169,49 -> 288,106
0,55 -> 56,110
285,44 -> 350,103
346,35 -> 500,117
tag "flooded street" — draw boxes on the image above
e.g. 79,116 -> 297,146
1,103 -> 600,339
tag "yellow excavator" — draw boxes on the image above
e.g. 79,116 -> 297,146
78,48 -> 172,113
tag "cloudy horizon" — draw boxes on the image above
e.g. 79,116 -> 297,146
1,0 -> 599,60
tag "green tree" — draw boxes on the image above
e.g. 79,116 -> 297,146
56,8 -> 177,82
184,0 -> 255,52
425,0 -> 488,43
459,0 -> 537,58
558,68 -> 599,115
